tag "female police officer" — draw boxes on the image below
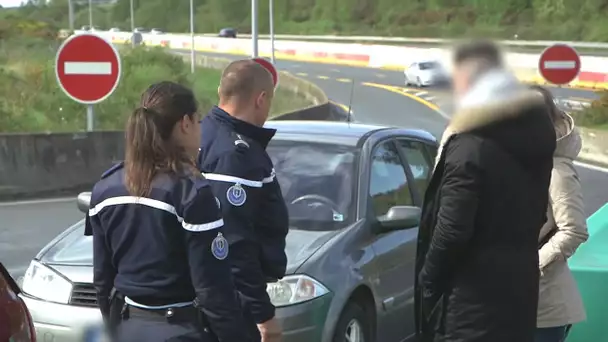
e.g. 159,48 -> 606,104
86,81 -> 250,342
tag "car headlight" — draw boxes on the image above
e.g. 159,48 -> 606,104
266,274 -> 329,307
22,260 -> 73,304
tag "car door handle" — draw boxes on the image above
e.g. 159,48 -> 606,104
382,297 -> 395,310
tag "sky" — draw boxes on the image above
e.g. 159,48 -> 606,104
0,0 -> 25,8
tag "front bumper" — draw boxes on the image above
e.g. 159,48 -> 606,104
274,293 -> 334,342
21,294 -> 102,342
22,292 -> 335,342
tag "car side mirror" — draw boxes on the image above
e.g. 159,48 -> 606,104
375,206 -> 421,233
77,192 -> 91,214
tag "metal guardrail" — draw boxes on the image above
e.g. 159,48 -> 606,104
199,33 -> 608,50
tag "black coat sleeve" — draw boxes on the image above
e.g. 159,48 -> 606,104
176,176 -> 250,342
419,135 -> 482,292
89,201 -> 116,321
205,150 -> 276,324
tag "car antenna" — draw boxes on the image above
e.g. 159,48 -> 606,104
346,78 -> 355,126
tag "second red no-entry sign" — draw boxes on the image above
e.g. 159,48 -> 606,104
538,44 -> 581,85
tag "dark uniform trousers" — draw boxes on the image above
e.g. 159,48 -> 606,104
115,305 -> 218,342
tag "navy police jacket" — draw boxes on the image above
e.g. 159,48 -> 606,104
84,162 -> 249,342
198,106 -> 289,324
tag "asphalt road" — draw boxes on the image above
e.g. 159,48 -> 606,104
1,52 -> 606,282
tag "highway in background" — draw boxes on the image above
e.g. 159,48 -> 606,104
2,51 -> 606,282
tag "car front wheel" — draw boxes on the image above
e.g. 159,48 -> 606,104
332,302 -> 372,342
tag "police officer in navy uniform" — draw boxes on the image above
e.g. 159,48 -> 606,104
198,60 -> 288,342
85,81 -> 250,342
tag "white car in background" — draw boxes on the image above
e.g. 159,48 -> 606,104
404,60 -> 450,87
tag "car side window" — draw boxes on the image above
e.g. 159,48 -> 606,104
369,141 -> 413,217
397,140 -> 433,199
425,143 -> 438,163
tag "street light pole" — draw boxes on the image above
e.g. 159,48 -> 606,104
269,0 -> 275,64
190,0 -> 195,74
251,0 -> 258,57
88,0 -> 93,28
68,0 -> 74,31
130,0 -> 135,32
130,0 -> 135,47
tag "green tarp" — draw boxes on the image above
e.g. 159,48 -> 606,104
567,203 -> 608,341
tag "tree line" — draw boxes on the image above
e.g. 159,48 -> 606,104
1,0 -> 607,41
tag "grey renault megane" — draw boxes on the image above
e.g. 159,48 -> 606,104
20,120 -> 437,342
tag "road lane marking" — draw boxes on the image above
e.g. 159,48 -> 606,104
0,197 -> 76,206
296,72 -> 308,77
337,78 -> 351,83
375,74 -> 386,78
64,62 -> 112,75
362,82 -> 449,120
330,101 -> 353,114
414,91 -> 427,97
317,75 -> 330,80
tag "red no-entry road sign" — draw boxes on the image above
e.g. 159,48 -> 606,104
252,57 -> 279,88
55,33 -> 121,104
538,44 -> 581,85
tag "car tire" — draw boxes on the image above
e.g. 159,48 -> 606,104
416,77 -> 422,88
332,302 -> 372,342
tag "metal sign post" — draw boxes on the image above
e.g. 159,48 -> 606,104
251,0 -> 259,57
88,0 -> 93,28
190,0 -> 195,73
269,0 -> 275,64
86,105 -> 94,131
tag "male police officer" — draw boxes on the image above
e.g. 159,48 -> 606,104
198,59 -> 288,342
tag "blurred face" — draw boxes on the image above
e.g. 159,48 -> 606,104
452,64 -> 471,99
173,112 -> 201,159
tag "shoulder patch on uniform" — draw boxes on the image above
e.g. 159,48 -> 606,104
211,232 -> 229,260
101,162 -> 124,179
226,183 -> 247,206
234,134 -> 250,150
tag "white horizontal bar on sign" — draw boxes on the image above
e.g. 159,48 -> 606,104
543,61 -> 577,69
64,62 -> 112,75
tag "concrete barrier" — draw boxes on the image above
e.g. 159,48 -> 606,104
0,102 -> 348,202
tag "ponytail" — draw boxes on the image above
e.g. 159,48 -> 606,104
124,107 -> 195,197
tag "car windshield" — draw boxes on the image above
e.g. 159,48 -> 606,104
41,220 -> 91,265
419,62 -> 439,70
268,139 -> 358,229
40,140 -> 358,265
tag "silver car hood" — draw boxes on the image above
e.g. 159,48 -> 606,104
42,224 -> 340,283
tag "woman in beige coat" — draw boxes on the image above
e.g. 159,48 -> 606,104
531,85 -> 589,342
